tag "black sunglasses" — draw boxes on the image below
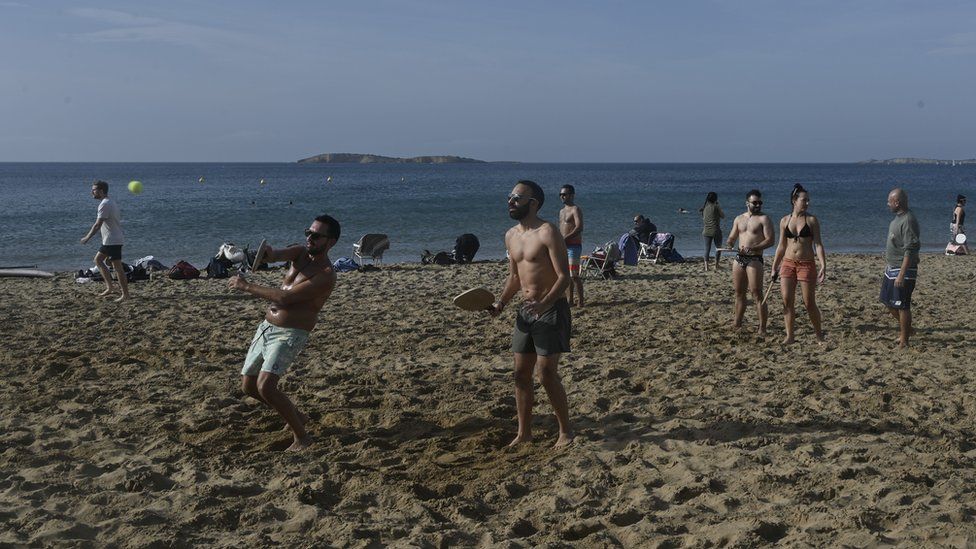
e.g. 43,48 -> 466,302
304,229 -> 332,240
749,201 -> 763,206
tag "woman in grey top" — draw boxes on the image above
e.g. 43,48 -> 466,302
700,192 -> 724,271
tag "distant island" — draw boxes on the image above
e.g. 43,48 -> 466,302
857,158 -> 976,165
297,153 -> 488,164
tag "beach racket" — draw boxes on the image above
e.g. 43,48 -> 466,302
760,277 -> 778,306
955,233 -> 967,245
251,239 -> 268,272
453,287 -> 495,311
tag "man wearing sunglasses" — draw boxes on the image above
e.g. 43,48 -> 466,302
490,180 -> 574,448
726,189 -> 775,336
558,184 -> 584,307
228,215 -> 340,451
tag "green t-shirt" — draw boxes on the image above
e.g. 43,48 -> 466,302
885,210 -> 920,269
701,203 -> 723,237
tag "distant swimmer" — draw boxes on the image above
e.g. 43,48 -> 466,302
770,184 -> 827,344
881,188 -> 920,349
228,215 -> 340,451
678,208 -> 689,214
726,189 -> 775,336
490,180 -> 574,448
558,184 -> 584,307
80,180 -> 131,302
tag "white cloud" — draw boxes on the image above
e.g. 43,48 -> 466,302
929,31 -> 976,55
68,7 -> 262,55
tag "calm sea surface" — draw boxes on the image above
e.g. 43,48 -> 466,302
1,162 -> 972,271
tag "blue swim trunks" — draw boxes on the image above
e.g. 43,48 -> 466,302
880,266 -> 917,310
567,244 -> 582,273
241,320 -> 310,377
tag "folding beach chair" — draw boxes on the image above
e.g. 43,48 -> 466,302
581,242 -> 621,279
353,234 -> 390,264
639,232 -> 675,264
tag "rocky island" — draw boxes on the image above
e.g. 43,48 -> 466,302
858,158 -> 976,165
297,153 -> 487,164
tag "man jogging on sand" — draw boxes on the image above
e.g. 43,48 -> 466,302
228,215 -> 340,451
80,180 -> 131,302
490,180 -> 574,448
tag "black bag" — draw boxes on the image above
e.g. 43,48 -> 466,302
452,233 -> 480,264
206,257 -> 233,278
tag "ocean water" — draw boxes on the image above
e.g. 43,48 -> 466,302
1,162 -> 972,271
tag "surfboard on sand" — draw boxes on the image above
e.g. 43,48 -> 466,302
0,269 -> 55,278
251,239 -> 268,272
453,287 -> 495,311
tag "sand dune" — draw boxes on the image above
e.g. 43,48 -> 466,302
1,253 -> 975,546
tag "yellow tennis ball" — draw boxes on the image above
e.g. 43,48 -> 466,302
128,180 -> 143,194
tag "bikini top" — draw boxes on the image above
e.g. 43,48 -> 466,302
784,214 -> 812,240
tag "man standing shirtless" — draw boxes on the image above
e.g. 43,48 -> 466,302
490,180 -> 574,448
559,184 -> 584,307
726,189 -> 775,336
228,215 -> 340,451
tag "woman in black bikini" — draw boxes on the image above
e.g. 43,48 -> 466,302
771,184 -> 827,344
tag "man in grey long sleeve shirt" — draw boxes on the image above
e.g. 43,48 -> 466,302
880,188 -> 920,348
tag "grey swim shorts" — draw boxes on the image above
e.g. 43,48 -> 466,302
512,298 -> 571,356
241,320 -> 310,376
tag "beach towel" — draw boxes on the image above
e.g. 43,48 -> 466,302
333,257 -> 360,272
617,233 -> 639,266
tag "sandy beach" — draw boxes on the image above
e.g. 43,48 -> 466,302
2,252 -> 975,546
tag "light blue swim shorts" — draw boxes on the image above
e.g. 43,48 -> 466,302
241,320 -> 310,377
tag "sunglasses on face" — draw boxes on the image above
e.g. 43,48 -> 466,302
559,193 -> 572,197
304,229 -> 332,240
507,193 -> 537,203
749,201 -> 763,206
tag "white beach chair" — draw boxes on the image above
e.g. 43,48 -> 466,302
353,234 -> 390,264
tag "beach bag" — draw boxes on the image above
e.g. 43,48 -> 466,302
946,242 -> 967,255
168,260 -> 200,280
216,243 -> 247,264
453,234 -> 480,264
127,265 -> 149,282
206,257 -> 233,278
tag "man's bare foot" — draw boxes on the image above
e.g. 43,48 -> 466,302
815,333 -> 826,345
782,335 -> 795,345
758,330 -> 767,338
114,294 -> 130,302
553,433 -> 574,448
286,435 -> 312,452
98,288 -> 116,297
507,435 -> 533,447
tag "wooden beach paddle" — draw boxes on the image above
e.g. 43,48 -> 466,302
251,239 -> 268,272
453,287 -> 495,311
760,277 -> 778,306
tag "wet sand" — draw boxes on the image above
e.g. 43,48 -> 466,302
1,253 -> 975,546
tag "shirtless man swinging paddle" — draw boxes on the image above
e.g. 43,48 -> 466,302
228,215 -> 340,451
490,180 -> 574,448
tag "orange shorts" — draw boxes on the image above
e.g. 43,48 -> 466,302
780,258 -> 817,283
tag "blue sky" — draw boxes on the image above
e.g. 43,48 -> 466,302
1,1 -> 974,162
